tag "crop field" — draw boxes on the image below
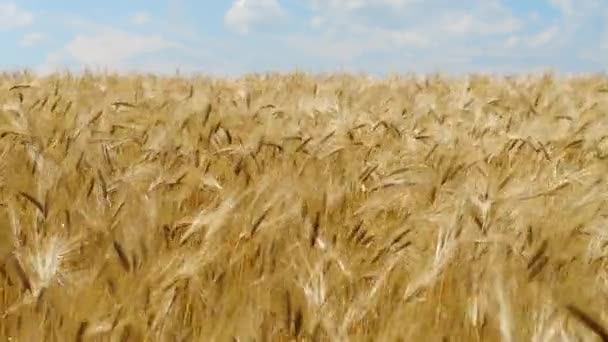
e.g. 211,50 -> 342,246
2,71 -> 608,341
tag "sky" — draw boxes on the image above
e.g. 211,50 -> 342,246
1,0 -> 608,76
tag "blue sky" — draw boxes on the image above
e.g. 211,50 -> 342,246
1,0 -> 608,76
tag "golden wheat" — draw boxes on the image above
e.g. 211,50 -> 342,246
1,70 -> 608,341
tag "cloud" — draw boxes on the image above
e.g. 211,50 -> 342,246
309,0 -> 420,11
304,0 -> 523,40
39,27 -> 212,75
62,29 -> 177,69
502,25 -> 560,49
543,0 -> 607,61
19,32 -> 45,47
275,0 -> 608,74
548,0 -> 575,16
33,0 -> 608,75
0,2 -> 33,30
286,0 -> 527,68
224,0 -> 285,34
527,25 -> 560,46
504,36 -> 520,48
548,0 -> 604,27
439,10 -> 522,36
131,11 -> 150,25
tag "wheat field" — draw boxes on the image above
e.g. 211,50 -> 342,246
1,71 -> 608,341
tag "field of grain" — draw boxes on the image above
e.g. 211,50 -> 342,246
1,71 -> 608,341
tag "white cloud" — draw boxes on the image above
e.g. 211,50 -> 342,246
504,36 -> 519,48
310,15 -> 324,28
602,17 -> 608,51
546,1 -> 608,72
290,0 -> 525,65
548,0 -> 604,24
269,0 -> 608,74
281,26 -> 428,66
224,0 -> 284,34
0,2 -> 33,30
131,11 -> 150,25
64,29 -> 176,67
39,27 -> 212,75
548,0 -> 576,17
527,25 -> 560,46
388,30 -> 429,47
19,32 -> 45,47
309,0 -> 420,11
502,25 -> 560,49
282,34 -> 380,62
32,0 -> 608,75
306,0 -> 522,38
528,12 -> 541,22
433,1 -> 524,37
440,11 -> 522,36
